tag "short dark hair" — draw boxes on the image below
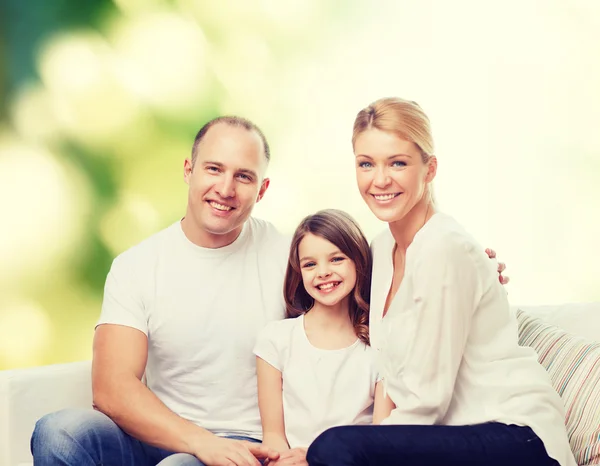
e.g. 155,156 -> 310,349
191,116 -> 270,165
284,209 -> 372,345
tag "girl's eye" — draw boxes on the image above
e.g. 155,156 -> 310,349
302,262 -> 316,268
358,161 -> 372,168
331,257 -> 345,263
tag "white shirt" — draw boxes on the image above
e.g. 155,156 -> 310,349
370,213 -> 576,466
97,217 -> 290,439
253,315 -> 378,448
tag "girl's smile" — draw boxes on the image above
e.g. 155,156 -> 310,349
298,233 -> 357,310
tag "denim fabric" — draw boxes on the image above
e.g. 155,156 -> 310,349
306,422 -> 560,466
30,408 -> 260,466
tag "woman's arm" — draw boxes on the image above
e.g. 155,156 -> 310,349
372,381 -> 395,424
383,236 -> 484,425
256,356 -> 290,453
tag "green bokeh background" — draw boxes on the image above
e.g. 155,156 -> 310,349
1,0 -> 599,370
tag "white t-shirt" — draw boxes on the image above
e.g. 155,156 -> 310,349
253,315 -> 378,449
370,212 -> 576,466
97,217 -> 290,439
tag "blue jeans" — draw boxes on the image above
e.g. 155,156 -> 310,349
306,423 -> 560,466
31,408 -> 261,466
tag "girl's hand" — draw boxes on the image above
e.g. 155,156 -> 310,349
266,447 -> 308,465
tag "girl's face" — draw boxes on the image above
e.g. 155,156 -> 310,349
354,128 -> 435,223
297,233 -> 357,309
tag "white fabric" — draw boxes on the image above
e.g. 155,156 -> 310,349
253,315 -> 378,448
0,361 -> 92,466
369,213 -> 576,466
97,217 -> 289,439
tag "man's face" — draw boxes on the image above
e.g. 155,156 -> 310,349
184,123 -> 269,247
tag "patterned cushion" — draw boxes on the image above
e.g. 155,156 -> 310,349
517,309 -> 600,466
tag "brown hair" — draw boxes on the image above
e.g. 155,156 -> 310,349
191,116 -> 270,165
284,209 -> 371,345
352,97 -> 434,163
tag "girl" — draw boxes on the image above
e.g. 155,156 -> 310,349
253,209 -> 380,465
306,98 -> 576,466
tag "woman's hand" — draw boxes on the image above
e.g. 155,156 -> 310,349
485,248 -> 509,285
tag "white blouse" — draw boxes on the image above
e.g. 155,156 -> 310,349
370,213 -> 575,466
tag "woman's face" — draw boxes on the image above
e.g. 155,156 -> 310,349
354,128 -> 435,223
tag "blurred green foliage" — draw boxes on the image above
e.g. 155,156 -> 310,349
1,0 -> 598,371
0,0 -> 368,369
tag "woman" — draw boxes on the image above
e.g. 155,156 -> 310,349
306,98 -> 575,466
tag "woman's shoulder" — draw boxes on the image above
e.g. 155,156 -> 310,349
421,213 -> 479,250
370,228 -> 394,253
411,213 -> 485,268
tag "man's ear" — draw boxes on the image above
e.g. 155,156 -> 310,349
425,156 -> 437,183
184,158 -> 193,185
257,178 -> 270,203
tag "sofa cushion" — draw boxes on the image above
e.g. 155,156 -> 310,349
516,303 -> 600,342
517,309 -> 600,466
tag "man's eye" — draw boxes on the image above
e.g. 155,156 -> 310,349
207,166 -> 220,172
238,174 -> 251,181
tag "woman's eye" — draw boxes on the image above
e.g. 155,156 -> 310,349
392,161 -> 406,167
358,161 -> 372,168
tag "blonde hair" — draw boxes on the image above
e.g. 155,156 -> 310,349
352,97 -> 434,162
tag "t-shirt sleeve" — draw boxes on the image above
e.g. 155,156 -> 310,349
96,254 -> 148,335
253,321 -> 285,371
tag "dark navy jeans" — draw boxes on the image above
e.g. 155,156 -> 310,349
306,422 -> 560,466
30,408 -> 261,466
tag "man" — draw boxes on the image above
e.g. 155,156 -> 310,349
31,116 -> 507,466
31,117 -> 289,466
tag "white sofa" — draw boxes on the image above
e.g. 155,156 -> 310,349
1,303 -> 599,466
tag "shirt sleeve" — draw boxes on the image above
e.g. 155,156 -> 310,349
385,234 -> 483,425
253,321 -> 284,371
96,255 -> 148,335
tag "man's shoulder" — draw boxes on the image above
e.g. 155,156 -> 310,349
247,217 -> 285,240
112,222 -> 179,270
247,217 -> 291,254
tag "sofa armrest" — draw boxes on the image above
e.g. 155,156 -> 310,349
0,361 -> 92,466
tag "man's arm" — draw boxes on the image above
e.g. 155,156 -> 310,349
92,324 -> 210,453
93,325 -> 278,465
485,248 -> 509,284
